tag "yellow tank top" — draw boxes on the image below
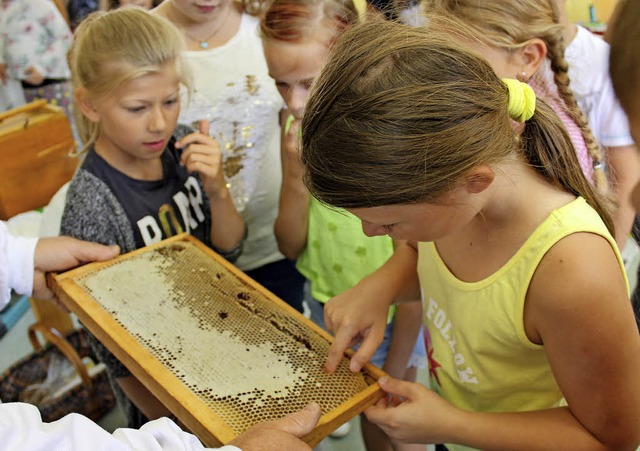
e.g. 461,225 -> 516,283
417,197 -> 626,451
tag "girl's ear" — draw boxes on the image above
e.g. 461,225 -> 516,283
464,165 -> 495,194
514,38 -> 547,80
75,87 -> 100,123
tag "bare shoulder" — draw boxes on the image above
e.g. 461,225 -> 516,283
524,230 -> 633,346
527,231 -> 628,322
526,232 -> 640,448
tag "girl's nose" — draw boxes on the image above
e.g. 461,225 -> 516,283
361,221 -> 385,237
149,107 -> 168,132
285,85 -> 308,118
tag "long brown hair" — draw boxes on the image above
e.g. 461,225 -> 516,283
301,21 -> 614,234
422,0 -> 607,192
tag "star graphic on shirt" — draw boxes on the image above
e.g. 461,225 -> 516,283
427,345 -> 442,387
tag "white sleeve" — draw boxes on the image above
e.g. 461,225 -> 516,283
594,77 -> 634,148
0,402 -> 242,451
0,221 -> 37,310
567,27 -> 633,148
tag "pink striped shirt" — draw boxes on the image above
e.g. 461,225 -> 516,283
528,63 -> 594,183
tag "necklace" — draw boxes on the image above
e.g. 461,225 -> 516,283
167,3 -> 229,50
182,29 -> 217,49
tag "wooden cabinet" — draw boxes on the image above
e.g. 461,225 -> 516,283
0,100 -> 79,220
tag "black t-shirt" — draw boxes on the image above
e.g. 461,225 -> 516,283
82,136 -> 210,248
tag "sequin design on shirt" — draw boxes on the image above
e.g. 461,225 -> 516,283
180,74 -> 278,212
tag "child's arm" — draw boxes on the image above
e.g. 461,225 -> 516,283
324,241 -> 421,373
366,232 -> 640,450
61,171 -> 135,252
382,238 -> 424,379
176,121 -> 246,255
607,144 -> 640,249
382,302 -> 423,380
274,116 -> 310,260
522,232 -> 640,448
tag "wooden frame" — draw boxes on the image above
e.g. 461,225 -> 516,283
49,234 -> 385,447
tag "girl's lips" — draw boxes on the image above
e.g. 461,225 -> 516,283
196,4 -> 216,13
143,140 -> 166,150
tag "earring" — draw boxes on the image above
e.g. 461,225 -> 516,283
517,71 -> 528,82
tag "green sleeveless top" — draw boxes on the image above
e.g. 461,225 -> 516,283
297,198 -> 396,321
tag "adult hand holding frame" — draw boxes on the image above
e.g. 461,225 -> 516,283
47,233 -> 385,447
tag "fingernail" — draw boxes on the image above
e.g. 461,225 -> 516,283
305,402 -> 319,411
349,361 -> 361,372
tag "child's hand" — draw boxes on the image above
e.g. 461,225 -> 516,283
24,66 -> 44,86
177,120 -> 227,197
365,376 -> 462,445
324,283 -> 390,373
283,117 -> 305,179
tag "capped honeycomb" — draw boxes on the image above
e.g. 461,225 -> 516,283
75,240 -> 373,435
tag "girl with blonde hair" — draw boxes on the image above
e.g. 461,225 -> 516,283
62,7 -> 246,427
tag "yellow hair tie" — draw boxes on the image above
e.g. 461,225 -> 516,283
502,78 -> 536,122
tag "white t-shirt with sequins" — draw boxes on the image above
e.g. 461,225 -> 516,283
179,14 -> 285,271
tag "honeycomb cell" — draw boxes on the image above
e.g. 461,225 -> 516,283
77,241 -> 373,435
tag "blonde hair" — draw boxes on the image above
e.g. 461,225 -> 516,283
260,0 -> 359,44
69,7 -> 191,152
422,0 -> 607,192
301,21 -> 614,235
610,0 -> 640,120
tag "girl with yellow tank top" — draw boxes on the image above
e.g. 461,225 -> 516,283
301,21 -> 640,451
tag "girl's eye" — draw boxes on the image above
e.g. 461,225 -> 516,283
165,98 -> 178,106
126,106 -> 145,113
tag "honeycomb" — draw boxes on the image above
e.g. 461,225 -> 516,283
76,240 -> 373,434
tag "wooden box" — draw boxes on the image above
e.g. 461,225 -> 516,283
0,100 -> 78,220
49,234 -> 385,447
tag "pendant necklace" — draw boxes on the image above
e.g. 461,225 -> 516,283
167,4 -> 227,50
182,28 -> 218,49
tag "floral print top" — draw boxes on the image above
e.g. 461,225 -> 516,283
0,0 -> 72,80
